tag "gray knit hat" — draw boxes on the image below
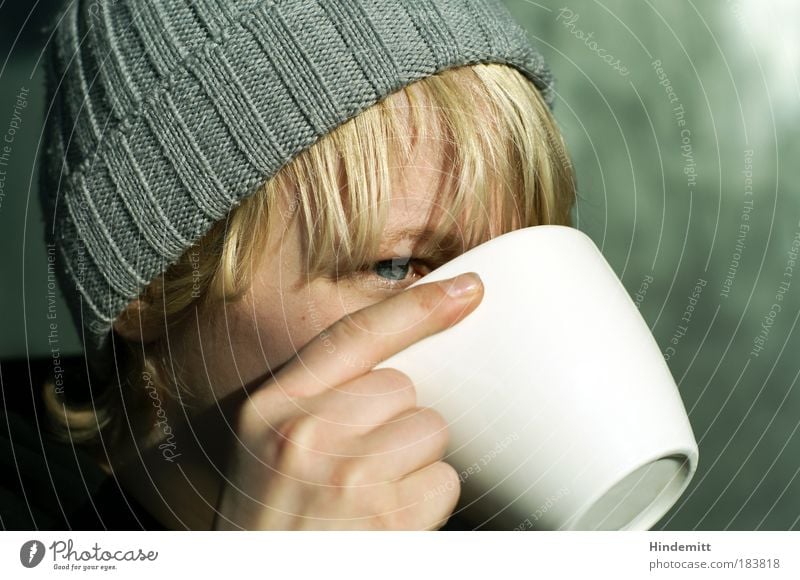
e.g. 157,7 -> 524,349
39,0 -> 555,358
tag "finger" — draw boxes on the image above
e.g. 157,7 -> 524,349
296,368 -> 417,433
273,272 -> 483,398
346,406 -> 450,484
234,369 -> 415,454
392,461 -> 462,530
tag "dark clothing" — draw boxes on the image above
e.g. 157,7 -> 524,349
0,356 -> 164,530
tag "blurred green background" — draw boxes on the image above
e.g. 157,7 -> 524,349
1,1 -> 798,530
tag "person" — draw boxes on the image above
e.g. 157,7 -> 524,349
33,0 -> 576,530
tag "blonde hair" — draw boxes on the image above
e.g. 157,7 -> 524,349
44,63 -> 576,454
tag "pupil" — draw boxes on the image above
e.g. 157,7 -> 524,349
376,258 -> 410,281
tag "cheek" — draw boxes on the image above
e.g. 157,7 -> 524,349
235,285 -> 361,376
254,292 -> 327,367
250,283 -> 386,372
190,284 -> 379,403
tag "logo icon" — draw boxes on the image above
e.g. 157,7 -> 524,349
20,540 -> 46,568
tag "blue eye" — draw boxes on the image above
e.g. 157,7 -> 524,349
373,257 -> 412,281
340,256 -> 435,290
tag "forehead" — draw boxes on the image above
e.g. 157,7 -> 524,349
382,149 -> 459,258
387,142 -> 445,217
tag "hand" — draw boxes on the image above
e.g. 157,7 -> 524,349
212,272 -> 484,530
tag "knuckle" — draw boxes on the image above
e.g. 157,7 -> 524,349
328,458 -> 369,489
380,508 -> 416,531
278,414 -> 316,442
236,392 -> 277,439
333,311 -> 371,343
436,461 -> 462,499
415,281 -> 449,313
416,407 -> 449,445
273,415 -> 320,469
419,407 -> 448,432
369,368 -> 417,406
369,496 -> 415,530
237,398 -> 265,436
421,462 -> 461,531
439,461 -> 460,485
236,383 -> 295,439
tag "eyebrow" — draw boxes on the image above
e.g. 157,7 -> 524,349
382,226 -> 467,262
382,227 -> 436,244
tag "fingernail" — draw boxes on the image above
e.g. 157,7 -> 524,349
442,272 -> 482,298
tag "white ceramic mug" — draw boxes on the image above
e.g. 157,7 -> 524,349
374,225 -> 699,530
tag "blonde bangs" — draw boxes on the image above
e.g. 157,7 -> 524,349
265,62 -> 576,284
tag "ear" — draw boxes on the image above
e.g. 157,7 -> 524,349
112,298 -> 164,344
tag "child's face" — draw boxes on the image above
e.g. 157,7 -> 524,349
169,104 -> 505,415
